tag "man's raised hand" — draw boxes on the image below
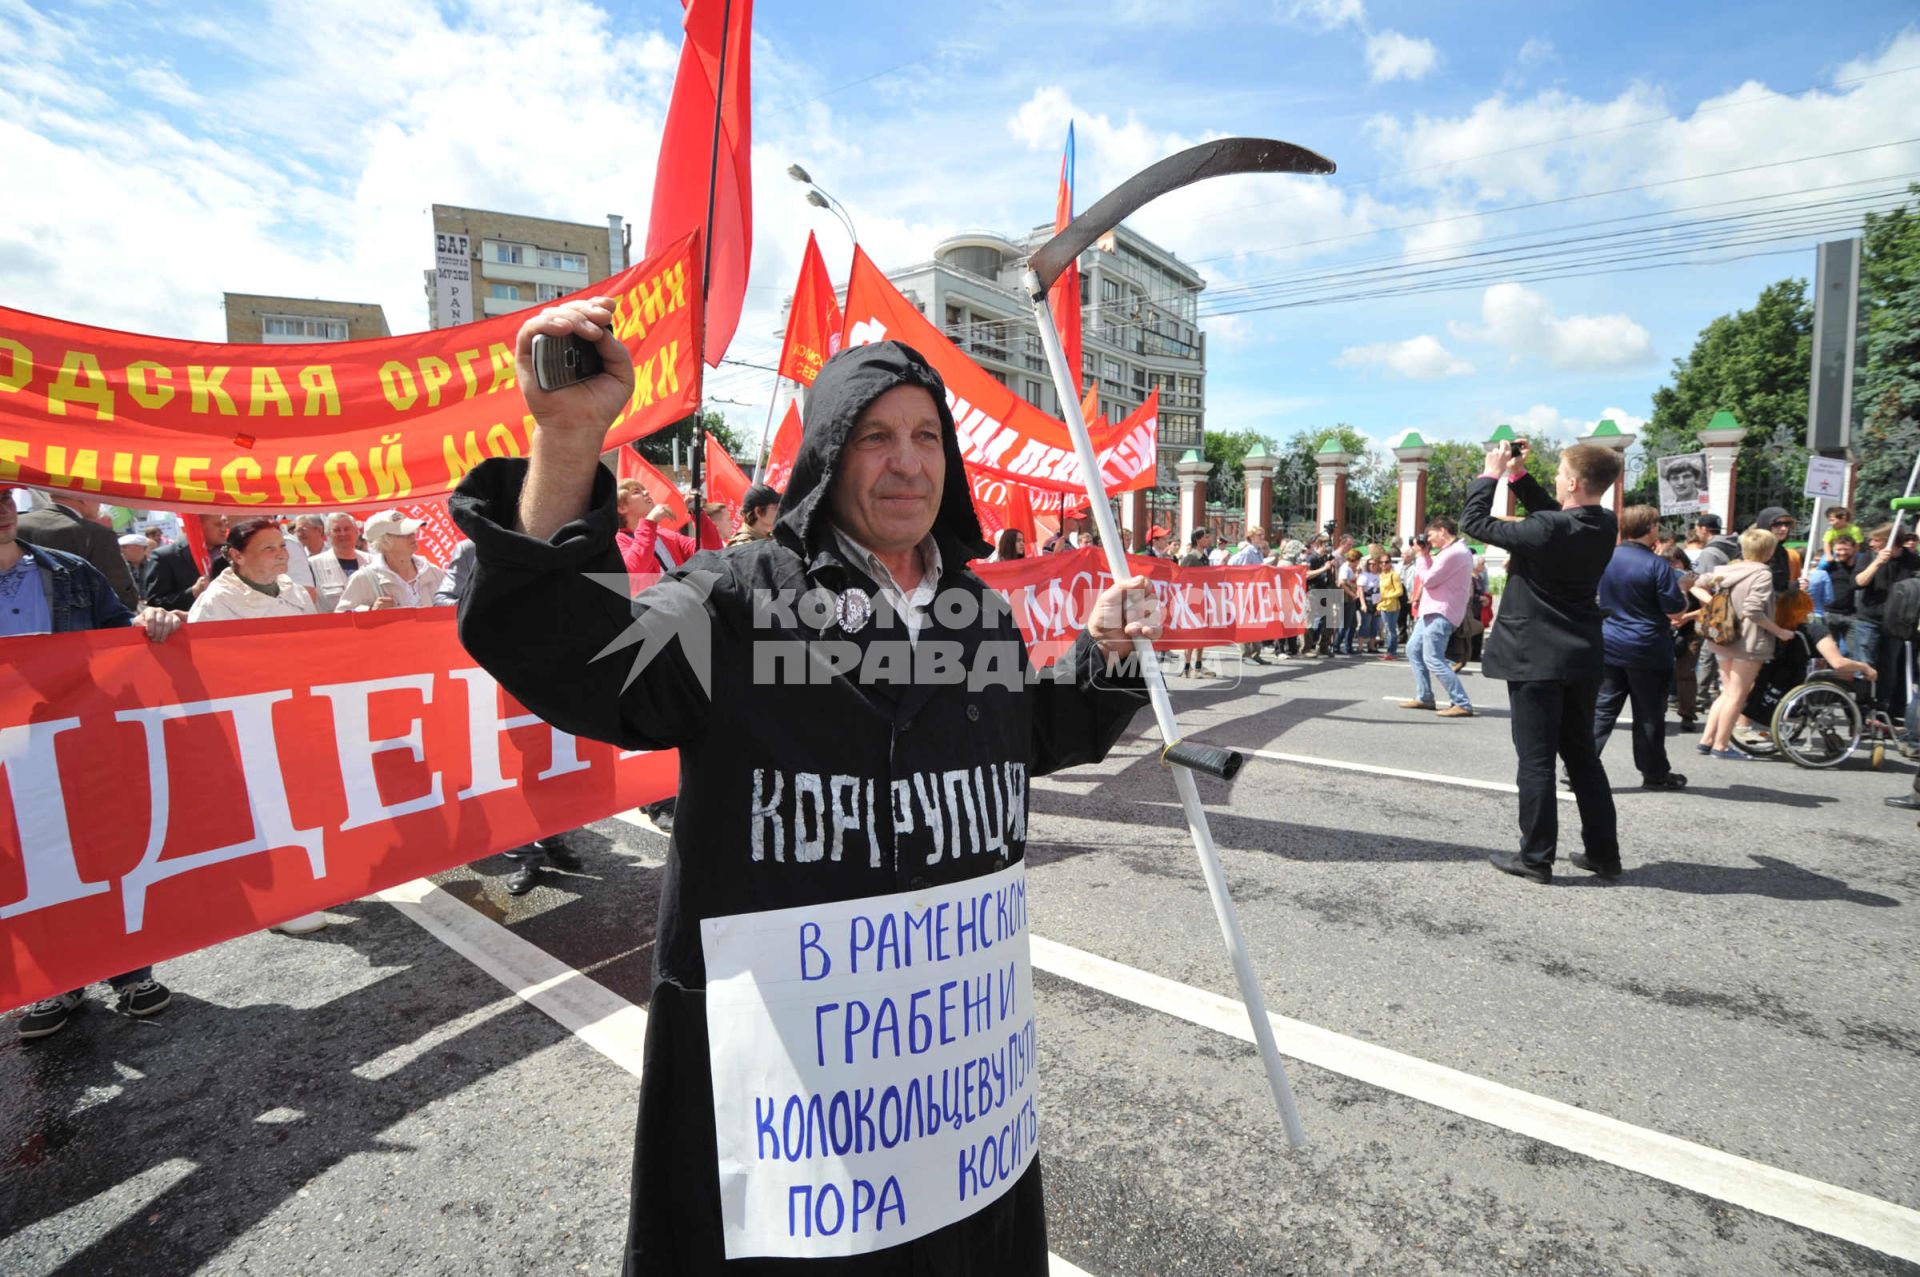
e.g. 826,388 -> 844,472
1088,574 -> 1164,656
514,298 -> 635,444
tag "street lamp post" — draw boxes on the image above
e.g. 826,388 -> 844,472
787,163 -> 858,247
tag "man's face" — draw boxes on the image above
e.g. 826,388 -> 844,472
1831,538 -> 1856,564
1770,514 -> 1795,540
1555,459 -> 1580,505
121,542 -> 149,566
1668,466 -> 1701,500
199,513 -> 230,546
0,490 -> 17,547
1250,530 -> 1268,550
828,385 -> 944,555
327,517 -> 359,554
295,521 -> 325,553
1426,524 -> 1453,551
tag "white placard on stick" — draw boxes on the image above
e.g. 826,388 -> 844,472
1803,455 -> 1850,500
1657,452 -> 1711,517
702,859 -> 1037,1259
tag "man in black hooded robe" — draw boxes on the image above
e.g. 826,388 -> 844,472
451,295 -> 1158,1275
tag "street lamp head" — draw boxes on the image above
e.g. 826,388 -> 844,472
806,190 -> 830,210
787,163 -> 812,184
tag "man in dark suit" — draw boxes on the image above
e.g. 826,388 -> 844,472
1461,441 -> 1624,884
145,512 -> 231,612
15,492 -> 139,610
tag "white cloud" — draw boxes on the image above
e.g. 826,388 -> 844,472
1336,334 -> 1473,379
1290,0 -> 1367,30
1483,403 -> 1650,442
1366,31 -> 1438,83
1451,283 -> 1655,370
1517,37 -> 1555,67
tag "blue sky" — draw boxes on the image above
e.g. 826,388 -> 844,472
4,0 -> 1917,459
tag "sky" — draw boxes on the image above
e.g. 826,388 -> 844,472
4,0 -> 1918,462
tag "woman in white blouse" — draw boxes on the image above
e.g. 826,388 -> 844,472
186,516 -> 319,624
337,510 -> 448,611
184,516 -> 328,935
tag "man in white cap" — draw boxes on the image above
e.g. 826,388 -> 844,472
337,510 -> 446,611
118,532 -> 153,603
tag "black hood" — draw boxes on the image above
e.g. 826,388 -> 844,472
772,340 -> 987,563
1753,506 -> 1791,532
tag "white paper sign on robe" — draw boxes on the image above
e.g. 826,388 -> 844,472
702,860 -> 1038,1259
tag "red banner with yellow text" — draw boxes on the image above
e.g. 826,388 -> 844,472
0,233 -> 703,513
842,248 -> 1156,495
975,549 -> 1307,663
0,611 -> 676,1011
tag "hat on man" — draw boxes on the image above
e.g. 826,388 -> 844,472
362,510 -> 424,542
118,533 -> 146,547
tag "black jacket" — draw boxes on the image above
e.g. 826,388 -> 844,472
451,341 -> 1147,1275
145,540 -> 228,612
1461,473 -> 1615,683
14,502 -> 138,610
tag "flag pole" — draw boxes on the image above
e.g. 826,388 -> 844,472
752,375 -> 782,483
690,0 -> 735,552
1025,266 -> 1307,1149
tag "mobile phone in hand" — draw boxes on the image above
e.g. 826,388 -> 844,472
531,333 -> 604,392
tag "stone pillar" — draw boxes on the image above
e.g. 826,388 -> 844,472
1241,445 -> 1276,535
1118,488 -> 1148,550
1698,409 -> 1747,529
1314,438 -> 1350,536
1578,418 -> 1637,520
1392,432 -> 1432,546
1176,450 -> 1213,546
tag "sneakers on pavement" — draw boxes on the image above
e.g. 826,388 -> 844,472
17,991 -> 83,1039
1436,705 -> 1475,718
1399,699 -> 1436,710
116,979 -> 171,1018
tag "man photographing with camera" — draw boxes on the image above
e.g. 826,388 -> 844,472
1461,439 -> 1623,884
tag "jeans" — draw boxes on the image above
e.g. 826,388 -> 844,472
1409,615 -> 1471,708
1382,610 -> 1401,656
1593,664 -> 1676,780
56,967 -> 152,1002
1825,613 -> 1860,662
1335,599 -> 1359,653
1509,678 -> 1619,868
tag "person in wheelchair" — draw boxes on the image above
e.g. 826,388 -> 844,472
1737,614 -> 1879,764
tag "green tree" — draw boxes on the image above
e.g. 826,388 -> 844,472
634,408 -> 749,468
1421,441 -> 1486,530
1644,279 -> 1812,524
1856,185 -> 1920,523
1203,428 -> 1279,507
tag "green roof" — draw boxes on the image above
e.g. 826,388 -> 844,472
1706,409 -> 1741,432
1244,442 -> 1267,458
1315,436 -> 1346,455
1397,430 -> 1428,448
1588,418 -> 1624,437
1180,448 -> 1202,462
1486,424 -> 1518,443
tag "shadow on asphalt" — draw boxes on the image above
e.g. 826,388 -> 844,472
1555,854 -> 1901,905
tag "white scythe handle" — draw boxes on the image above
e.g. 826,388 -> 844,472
1023,270 -> 1308,1148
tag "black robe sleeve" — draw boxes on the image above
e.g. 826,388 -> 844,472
450,458 -> 711,753
1027,631 -> 1150,777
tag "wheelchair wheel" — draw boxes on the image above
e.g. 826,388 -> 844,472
1771,682 -> 1862,769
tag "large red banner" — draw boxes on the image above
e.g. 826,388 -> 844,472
976,549 -> 1307,662
0,234 -> 702,512
841,248 -> 1156,495
0,611 -> 677,1011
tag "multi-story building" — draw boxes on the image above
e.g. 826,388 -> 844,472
223,294 -> 389,344
425,205 -> 629,329
880,222 -> 1207,494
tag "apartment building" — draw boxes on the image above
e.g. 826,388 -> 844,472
425,204 -> 628,329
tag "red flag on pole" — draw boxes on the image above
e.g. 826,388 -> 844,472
1048,123 -> 1082,397
616,445 -> 691,530
777,231 -> 844,386
1005,482 -> 1037,546
1079,381 -> 1106,433
704,433 -> 752,515
647,0 -> 753,367
182,514 -> 212,577
764,401 -> 802,491
396,501 -> 466,567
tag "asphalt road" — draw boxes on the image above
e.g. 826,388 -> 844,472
2,649 -> 1916,1276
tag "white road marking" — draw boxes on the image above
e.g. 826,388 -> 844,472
1220,744 -> 1578,802
375,878 -> 649,1078
383,876 -> 1101,1276
1030,935 -> 1920,1265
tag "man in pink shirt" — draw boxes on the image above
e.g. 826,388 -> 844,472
1400,515 -> 1475,716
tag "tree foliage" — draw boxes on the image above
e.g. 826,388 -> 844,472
635,408 -> 749,468
1856,185 -> 1920,523
1203,428 -> 1278,507
1643,278 -> 1812,523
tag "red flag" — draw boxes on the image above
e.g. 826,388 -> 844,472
1005,482 -> 1037,545
1078,381 -> 1107,432
1048,124 -> 1082,397
182,515 -> 212,576
764,400 -> 802,490
778,231 -> 843,386
616,445 -> 690,530
705,433 -> 752,515
647,0 -> 752,367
